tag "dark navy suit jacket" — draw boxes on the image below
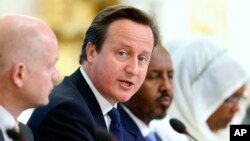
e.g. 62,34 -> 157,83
118,105 -> 162,141
27,68 -> 107,141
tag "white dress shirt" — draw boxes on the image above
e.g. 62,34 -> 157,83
80,66 -> 115,130
121,105 -> 152,137
0,106 -> 16,141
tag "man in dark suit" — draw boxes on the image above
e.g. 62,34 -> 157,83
118,44 -> 174,141
0,14 -> 59,141
27,5 -> 159,141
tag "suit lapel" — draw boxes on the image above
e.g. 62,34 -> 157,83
1,122 -> 34,141
0,129 -> 4,141
118,105 -> 144,141
19,122 -> 34,141
69,69 -> 107,129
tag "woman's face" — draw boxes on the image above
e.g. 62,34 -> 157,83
207,85 -> 245,131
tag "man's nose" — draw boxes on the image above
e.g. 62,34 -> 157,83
125,58 -> 139,75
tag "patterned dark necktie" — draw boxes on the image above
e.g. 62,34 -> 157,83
6,128 -> 21,141
6,122 -> 22,141
108,108 -> 123,141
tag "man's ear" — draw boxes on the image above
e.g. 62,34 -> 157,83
10,63 -> 25,87
86,42 -> 96,64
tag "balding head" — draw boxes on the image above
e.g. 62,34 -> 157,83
0,15 -> 59,116
0,14 -> 58,74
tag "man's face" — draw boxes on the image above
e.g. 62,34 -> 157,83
88,19 -> 154,105
128,47 -> 174,122
22,32 -> 59,107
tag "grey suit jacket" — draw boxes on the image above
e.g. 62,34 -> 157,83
0,122 -> 34,141
19,122 -> 34,141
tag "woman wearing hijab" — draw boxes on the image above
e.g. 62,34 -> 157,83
150,37 -> 249,141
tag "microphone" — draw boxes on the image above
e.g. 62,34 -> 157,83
169,118 -> 198,141
95,128 -> 117,141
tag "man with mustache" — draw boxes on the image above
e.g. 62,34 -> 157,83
118,44 -> 174,141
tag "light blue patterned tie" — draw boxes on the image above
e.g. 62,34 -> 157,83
144,132 -> 157,141
108,108 -> 123,141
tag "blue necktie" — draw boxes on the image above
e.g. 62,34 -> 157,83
108,108 -> 123,141
144,132 -> 157,141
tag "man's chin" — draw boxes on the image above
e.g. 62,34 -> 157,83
38,99 -> 49,107
151,112 -> 167,120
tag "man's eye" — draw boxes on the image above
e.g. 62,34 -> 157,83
168,73 -> 174,80
118,50 -> 127,57
147,74 -> 159,80
138,56 -> 147,63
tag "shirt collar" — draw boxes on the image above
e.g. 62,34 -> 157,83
0,105 -> 16,141
121,105 -> 152,137
80,66 -> 114,115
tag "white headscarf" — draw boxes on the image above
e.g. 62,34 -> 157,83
167,37 -> 249,141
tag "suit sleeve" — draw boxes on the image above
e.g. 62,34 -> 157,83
32,100 -> 96,141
